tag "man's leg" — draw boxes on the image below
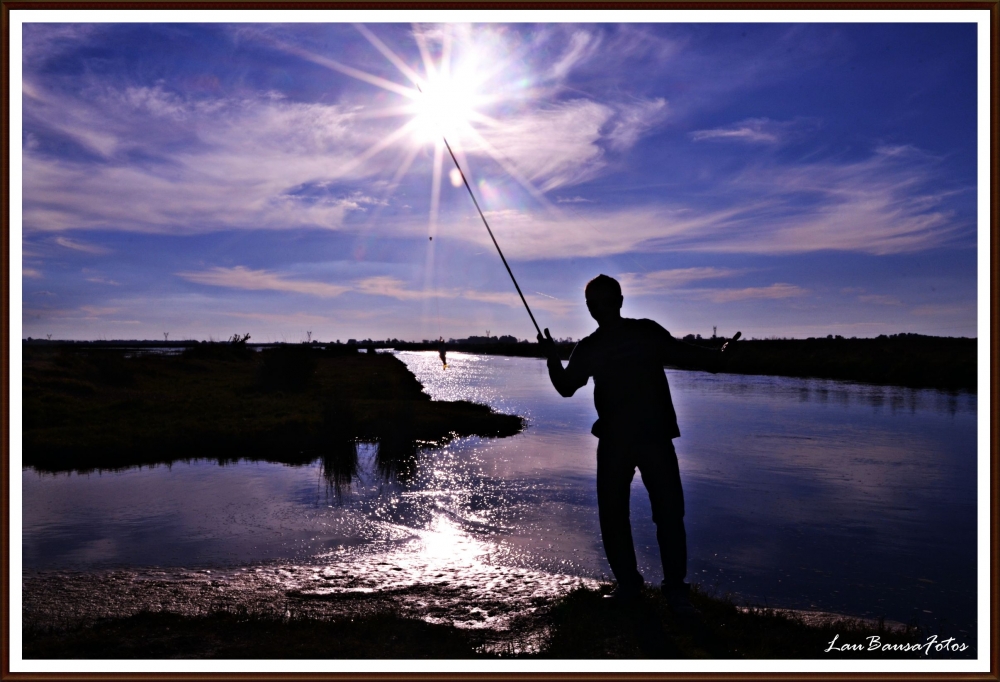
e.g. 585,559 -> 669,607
636,438 -> 687,588
596,437 -> 644,591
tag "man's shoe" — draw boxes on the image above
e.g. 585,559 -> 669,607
663,583 -> 699,616
603,584 -> 641,602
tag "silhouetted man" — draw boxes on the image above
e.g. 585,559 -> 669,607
537,274 -> 737,611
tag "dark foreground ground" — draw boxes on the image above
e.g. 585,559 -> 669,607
22,343 -> 522,473
24,585 -> 966,660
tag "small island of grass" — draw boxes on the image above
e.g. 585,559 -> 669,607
22,343 -> 523,473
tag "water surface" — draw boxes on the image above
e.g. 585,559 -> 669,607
22,351 -> 977,636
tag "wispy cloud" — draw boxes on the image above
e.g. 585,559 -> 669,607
178,268 -> 573,315
858,294 -> 903,306
619,268 -> 741,295
22,24 -> 106,63
910,303 -> 976,317
22,71 -> 664,236
694,283 -> 809,303
223,310 -> 340,325
618,279 -> 807,303
469,99 -> 612,192
55,236 -> 110,254
469,97 -> 668,192
604,98 -> 669,151
547,30 -> 602,81
23,268 -> 43,279
177,266 -> 352,298
22,79 -> 394,234
690,117 -> 819,145
80,305 -> 120,317
353,275 -> 428,301
433,205 -> 751,260
351,276 -> 573,315
85,276 -> 121,286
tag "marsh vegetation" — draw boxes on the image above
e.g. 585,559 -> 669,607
22,343 -> 522,474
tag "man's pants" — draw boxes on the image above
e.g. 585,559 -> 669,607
596,430 -> 687,590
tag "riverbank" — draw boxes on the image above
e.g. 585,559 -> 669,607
23,583 -> 954,659
23,333 -> 977,396
393,333 -> 976,393
22,344 -> 522,473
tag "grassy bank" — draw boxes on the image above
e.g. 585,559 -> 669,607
396,333 -> 976,393
24,585 -> 959,660
22,344 -> 522,473
715,334 -> 976,393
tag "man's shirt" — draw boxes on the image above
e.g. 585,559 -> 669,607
553,318 -> 718,439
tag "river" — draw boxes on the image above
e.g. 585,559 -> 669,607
20,350 -> 978,637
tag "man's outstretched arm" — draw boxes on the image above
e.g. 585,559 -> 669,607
660,327 -> 741,373
537,328 -> 588,397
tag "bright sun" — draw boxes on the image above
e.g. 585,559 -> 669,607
410,72 -> 482,144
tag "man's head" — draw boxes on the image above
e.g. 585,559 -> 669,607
585,274 -> 623,326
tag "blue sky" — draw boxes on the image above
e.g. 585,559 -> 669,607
19,21 -> 980,342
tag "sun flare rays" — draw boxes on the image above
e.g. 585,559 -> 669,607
291,24 -> 562,235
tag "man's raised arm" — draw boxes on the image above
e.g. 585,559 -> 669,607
537,328 -> 588,397
659,326 -> 740,373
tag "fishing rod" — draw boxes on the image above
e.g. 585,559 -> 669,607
417,86 -> 543,338
440,138 -> 542,338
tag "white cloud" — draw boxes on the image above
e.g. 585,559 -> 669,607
353,275 -> 427,301
694,283 -> 808,303
22,79 -> 663,236
344,275 -> 572,315
55,236 -> 110,254
615,277 -> 807,303
548,30 -> 602,81
619,268 -> 741,295
20,24 -> 676,243
177,267 -> 351,298
85,276 -> 120,286
858,294 -> 903,306
404,143 -> 963,260
21,79 -> 398,234
690,117 -> 819,144
466,96 -> 668,192
223,310 -> 337,325
604,98 -> 669,151
177,268 -> 573,316
709,148 -> 968,255
469,99 -> 611,192
23,268 -> 43,279
80,305 -> 120,317
910,303 -> 976,317
22,24 -> 105,62
431,204 -> 751,260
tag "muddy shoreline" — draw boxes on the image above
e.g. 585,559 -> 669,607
23,567 -> 967,659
